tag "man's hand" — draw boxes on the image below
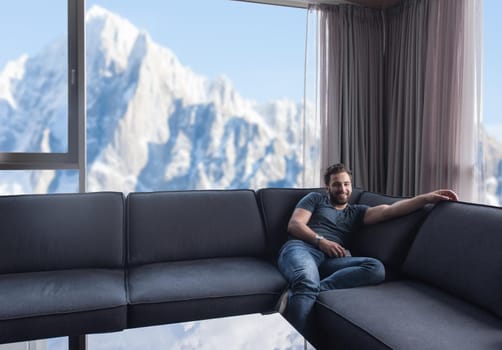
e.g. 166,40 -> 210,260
424,189 -> 459,203
318,239 -> 347,258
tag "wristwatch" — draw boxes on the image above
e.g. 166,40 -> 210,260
314,234 -> 324,247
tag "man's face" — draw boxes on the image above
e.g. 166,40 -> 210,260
327,172 -> 352,207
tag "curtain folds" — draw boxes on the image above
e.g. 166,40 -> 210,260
319,5 -> 385,190
317,0 -> 483,199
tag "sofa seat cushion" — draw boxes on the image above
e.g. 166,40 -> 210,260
0,269 -> 126,343
127,257 -> 287,327
315,281 -> 502,350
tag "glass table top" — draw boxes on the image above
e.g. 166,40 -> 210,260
43,313 -> 315,350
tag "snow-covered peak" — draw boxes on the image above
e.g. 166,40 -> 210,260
207,76 -> 249,111
86,4 -> 114,20
85,5 -> 256,117
86,5 -> 142,73
0,55 -> 28,109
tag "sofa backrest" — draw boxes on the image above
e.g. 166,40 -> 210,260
256,187 -> 364,257
0,192 -> 125,274
127,190 -> 267,266
402,200 -> 502,318
351,191 -> 432,278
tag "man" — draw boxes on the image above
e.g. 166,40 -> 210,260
277,163 -> 458,336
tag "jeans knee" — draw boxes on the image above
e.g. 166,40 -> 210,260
290,270 -> 320,295
363,258 -> 386,284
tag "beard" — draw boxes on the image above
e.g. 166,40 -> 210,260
328,189 -> 351,206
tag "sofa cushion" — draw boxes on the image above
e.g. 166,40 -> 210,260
0,269 -> 127,343
127,190 -> 267,266
127,257 -> 286,327
315,281 -> 502,350
256,187 -> 364,257
402,201 -> 502,318
350,191 -> 432,278
0,192 -> 125,273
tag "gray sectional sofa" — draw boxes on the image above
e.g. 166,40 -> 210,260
1,188 -> 501,349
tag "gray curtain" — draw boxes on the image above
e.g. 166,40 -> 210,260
318,0 -> 482,198
319,5 -> 385,190
385,0 -> 472,196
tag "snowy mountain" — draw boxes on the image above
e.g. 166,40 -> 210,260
0,5 -> 313,194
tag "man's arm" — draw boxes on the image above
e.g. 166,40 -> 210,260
363,189 -> 458,225
288,208 -> 347,257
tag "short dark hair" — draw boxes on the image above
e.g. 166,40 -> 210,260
323,163 -> 352,185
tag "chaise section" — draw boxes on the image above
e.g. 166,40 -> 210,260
314,200 -> 502,350
0,192 -> 127,344
315,281 -> 502,350
402,200 -> 502,319
126,190 -> 287,328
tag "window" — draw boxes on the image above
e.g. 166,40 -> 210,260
0,0 -> 85,194
0,1 -> 67,153
84,0 -> 313,193
0,0 -> 315,195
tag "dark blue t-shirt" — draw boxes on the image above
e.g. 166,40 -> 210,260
295,192 -> 369,246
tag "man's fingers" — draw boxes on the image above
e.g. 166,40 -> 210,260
332,244 -> 344,257
437,190 -> 459,201
323,241 -> 346,258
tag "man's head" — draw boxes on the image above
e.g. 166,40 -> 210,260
324,163 -> 353,207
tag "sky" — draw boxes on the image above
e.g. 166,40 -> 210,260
0,0 -> 500,134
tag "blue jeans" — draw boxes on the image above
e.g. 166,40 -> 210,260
277,239 -> 385,335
